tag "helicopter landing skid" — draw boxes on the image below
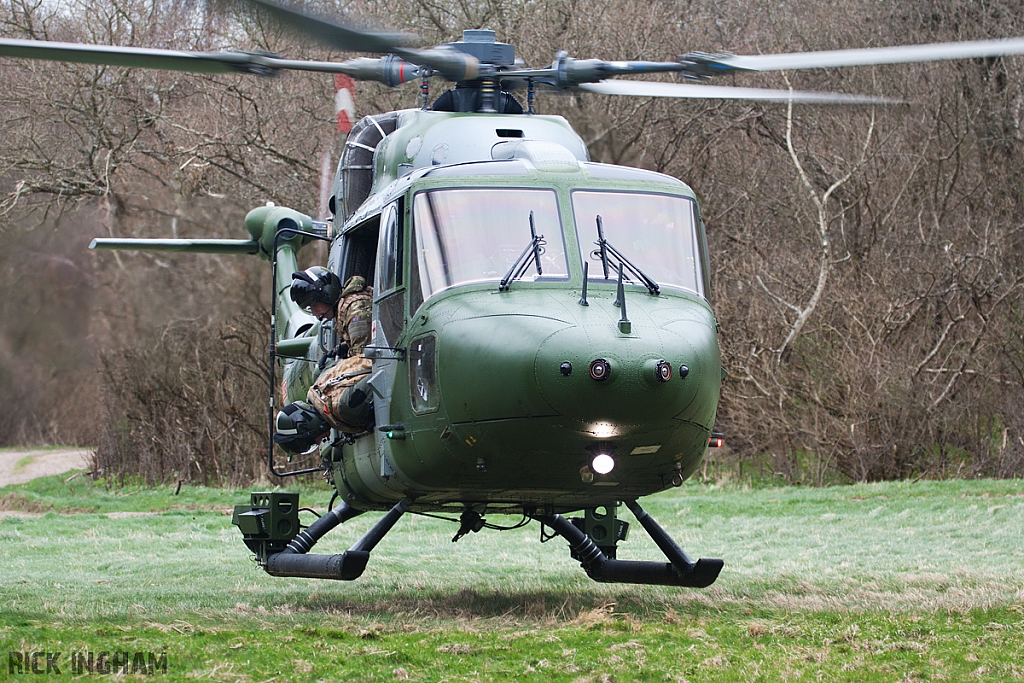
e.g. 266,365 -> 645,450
533,499 -> 723,588
265,498 -> 410,581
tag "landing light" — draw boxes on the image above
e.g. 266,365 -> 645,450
591,454 -> 615,475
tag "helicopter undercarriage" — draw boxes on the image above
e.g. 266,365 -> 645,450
233,493 -> 723,587
13,0 -> 1022,597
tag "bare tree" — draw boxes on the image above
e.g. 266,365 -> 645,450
1,0 -> 1022,482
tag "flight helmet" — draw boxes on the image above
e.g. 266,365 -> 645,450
273,401 -> 330,454
290,266 -> 342,310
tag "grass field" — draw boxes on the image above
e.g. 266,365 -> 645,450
2,474 -> 1022,681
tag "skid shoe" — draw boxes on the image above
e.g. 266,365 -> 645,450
534,499 -> 723,588
265,498 -> 409,581
234,495 -> 410,581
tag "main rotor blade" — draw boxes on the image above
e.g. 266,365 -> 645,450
0,38 -> 255,73
500,58 -> 690,85
0,38 -> 422,82
243,0 -> 417,53
688,36 -> 1024,74
243,0 -> 479,81
579,80 -> 899,104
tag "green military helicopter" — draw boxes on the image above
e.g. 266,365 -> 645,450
5,1 -> 1024,587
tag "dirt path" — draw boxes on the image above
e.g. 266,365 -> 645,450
0,448 -> 93,487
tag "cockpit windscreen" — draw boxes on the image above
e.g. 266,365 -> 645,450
412,189 -> 568,304
572,191 -> 703,296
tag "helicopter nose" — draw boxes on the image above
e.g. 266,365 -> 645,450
533,322 -> 716,428
436,315 -> 569,422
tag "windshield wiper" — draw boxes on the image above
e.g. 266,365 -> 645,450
499,211 -> 545,291
592,215 -> 660,295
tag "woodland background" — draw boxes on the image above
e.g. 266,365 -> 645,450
1,0 -> 1022,486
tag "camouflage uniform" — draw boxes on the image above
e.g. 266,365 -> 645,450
335,275 -> 373,357
304,275 -> 374,433
307,356 -> 373,433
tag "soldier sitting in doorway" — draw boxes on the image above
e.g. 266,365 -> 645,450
275,267 -> 375,448
289,266 -> 372,359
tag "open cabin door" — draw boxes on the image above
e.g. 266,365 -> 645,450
368,200 -> 405,478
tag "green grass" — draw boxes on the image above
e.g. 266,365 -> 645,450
2,474 -> 1023,681
11,454 -> 36,472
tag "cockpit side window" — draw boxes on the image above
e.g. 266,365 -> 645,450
697,212 -> 711,301
374,201 -> 405,345
374,201 -> 403,295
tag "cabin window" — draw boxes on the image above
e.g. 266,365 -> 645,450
571,191 -> 704,297
409,334 -> 439,413
410,188 -> 567,306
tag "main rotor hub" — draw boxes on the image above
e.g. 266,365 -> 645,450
444,29 -> 515,67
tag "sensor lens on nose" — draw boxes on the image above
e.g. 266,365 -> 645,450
559,362 -> 573,376
679,364 -> 689,379
589,359 -> 611,381
655,360 -> 672,382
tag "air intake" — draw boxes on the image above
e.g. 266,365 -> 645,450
491,140 -> 581,172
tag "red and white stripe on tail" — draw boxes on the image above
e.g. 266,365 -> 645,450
334,74 -> 356,134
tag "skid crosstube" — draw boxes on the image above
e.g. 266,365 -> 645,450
265,498 -> 409,581
533,499 -> 723,588
259,496 -> 720,587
